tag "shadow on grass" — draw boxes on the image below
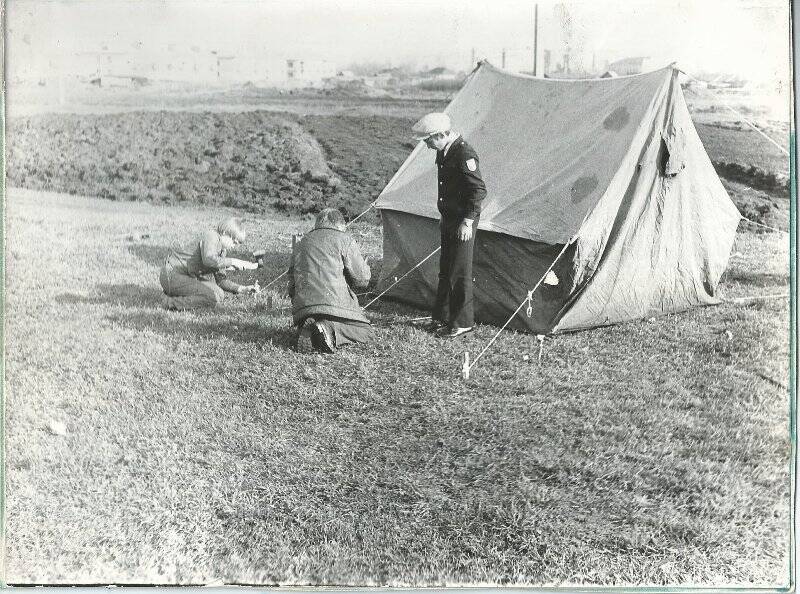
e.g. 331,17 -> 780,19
126,243 -> 171,267
105,309 -> 298,348
362,295 -> 428,321
56,283 -> 162,308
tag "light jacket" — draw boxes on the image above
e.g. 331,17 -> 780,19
164,229 -> 241,293
288,224 -> 371,325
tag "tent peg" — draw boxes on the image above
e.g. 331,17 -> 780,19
462,352 -> 470,380
536,334 -> 545,363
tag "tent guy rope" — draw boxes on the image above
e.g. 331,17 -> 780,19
463,241 -> 573,379
346,202 -> 378,226
739,216 -> 787,234
679,69 -> 789,157
363,247 -> 441,310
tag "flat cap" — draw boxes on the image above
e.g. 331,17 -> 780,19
412,112 -> 452,140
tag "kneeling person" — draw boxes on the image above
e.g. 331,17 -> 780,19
160,217 -> 259,310
288,208 -> 374,353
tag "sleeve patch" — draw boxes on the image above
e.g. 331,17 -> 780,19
465,158 -> 477,172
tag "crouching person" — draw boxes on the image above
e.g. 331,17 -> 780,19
288,208 -> 374,353
160,217 -> 259,310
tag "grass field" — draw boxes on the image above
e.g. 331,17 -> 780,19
3,187 -> 791,586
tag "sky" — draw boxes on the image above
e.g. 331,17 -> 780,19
5,0 -> 793,85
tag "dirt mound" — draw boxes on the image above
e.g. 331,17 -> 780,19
723,179 -> 789,232
6,111 -> 343,215
712,161 -> 789,197
300,115 -> 417,221
8,110 -> 788,229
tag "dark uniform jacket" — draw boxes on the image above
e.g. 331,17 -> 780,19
436,136 -> 487,221
288,225 -> 371,325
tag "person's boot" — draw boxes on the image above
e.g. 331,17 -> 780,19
311,320 -> 335,354
296,318 -> 315,353
440,326 -> 474,338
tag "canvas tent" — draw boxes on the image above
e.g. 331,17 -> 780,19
374,62 -> 741,334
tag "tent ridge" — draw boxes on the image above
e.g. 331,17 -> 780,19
479,59 -> 679,82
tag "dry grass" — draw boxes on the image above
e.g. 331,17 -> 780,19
3,187 -> 792,586
696,122 -> 790,176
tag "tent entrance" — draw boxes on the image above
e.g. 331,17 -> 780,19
378,210 -> 576,334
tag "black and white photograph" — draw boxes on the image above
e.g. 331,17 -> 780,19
2,0 -> 795,586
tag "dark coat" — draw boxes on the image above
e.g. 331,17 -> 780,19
288,225 -> 371,325
436,136 -> 487,221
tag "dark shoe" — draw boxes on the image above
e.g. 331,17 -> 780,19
311,321 -> 335,354
440,326 -> 474,338
296,318 -> 315,353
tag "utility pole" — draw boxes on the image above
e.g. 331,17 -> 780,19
533,3 -> 539,76
502,48 -> 506,69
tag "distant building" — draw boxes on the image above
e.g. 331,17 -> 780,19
424,67 -> 459,81
410,66 -> 462,86
68,48 -> 218,84
682,77 -> 708,90
4,36 -> 336,88
606,57 -> 650,76
63,45 -> 337,87
363,67 -> 405,88
283,58 -> 335,86
706,74 -> 748,90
